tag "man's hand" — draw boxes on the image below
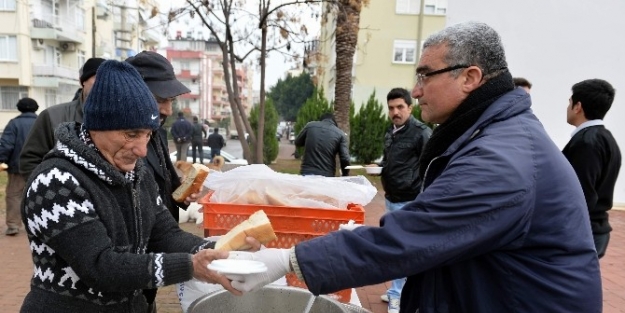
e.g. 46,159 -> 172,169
241,236 -> 262,252
226,249 -> 291,293
192,249 -> 242,295
184,192 -> 201,206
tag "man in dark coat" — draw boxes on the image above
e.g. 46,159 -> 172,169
227,22 -> 602,313
562,78 -> 621,258
191,116 -> 207,163
126,51 -> 197,313
171,112 -> 193,161
295,113 -> 351,177
206,127 -> 225,160
0,98 -> 38,235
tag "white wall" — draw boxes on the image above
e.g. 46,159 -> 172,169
447,0 -> 625,204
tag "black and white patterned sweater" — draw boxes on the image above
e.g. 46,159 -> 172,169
20,122 -> 214,313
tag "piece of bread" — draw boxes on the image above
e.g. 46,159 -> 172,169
0,163 -> 7,171
214,210 -> 278,251
172,163 -> 210,202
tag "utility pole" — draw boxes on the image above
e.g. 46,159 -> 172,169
92,7 -> 96,57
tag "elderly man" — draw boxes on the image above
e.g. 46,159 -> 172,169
226,22 -> 602,313
19,60 -> 242,313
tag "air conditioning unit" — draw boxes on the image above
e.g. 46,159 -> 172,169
60,42 -> 76,52
32,39 -> 45,50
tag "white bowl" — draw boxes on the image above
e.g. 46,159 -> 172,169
365,166 -> 382,175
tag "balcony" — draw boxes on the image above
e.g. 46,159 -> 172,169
32,64 -> 79,87
141,28 -> 161,46
31,14 -> 85,44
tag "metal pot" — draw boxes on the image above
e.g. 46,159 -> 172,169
187,286 -> 349,313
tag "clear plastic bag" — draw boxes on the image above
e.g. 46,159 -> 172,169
202,164 -> 377,209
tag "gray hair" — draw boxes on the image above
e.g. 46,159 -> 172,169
423,22 -> 508,77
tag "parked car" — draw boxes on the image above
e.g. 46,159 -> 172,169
230,130 -> 249,140
169,147 -> 248,166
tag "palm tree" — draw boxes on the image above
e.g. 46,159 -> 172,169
333,0 -> 368,138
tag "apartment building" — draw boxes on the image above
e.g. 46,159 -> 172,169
315,0 -> 447,109
0,0 -> 163,130
164,35 -> 254,125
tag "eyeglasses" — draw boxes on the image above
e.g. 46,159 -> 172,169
121,130 -> 153,143
155,96 -> 176,104
415,64 -> 470,87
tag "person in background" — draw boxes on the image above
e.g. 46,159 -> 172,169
373,88 -> 431,313
206,127 -> 225,161
562,78 -> 621,259
126,50 -> 197,313
295,113 -> 350,177
171,112 -> 193,162
18,60 -> 245,313
0,98 -> 38,236
19,57 -> 106,179
226,22 -> 602,313
191,116 -> 207,164
513,77 -> 532,93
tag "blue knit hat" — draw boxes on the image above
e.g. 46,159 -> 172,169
83,60 -> 160,131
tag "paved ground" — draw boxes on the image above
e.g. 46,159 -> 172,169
1,140 -> 624,312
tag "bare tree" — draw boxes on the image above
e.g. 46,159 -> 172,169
170,0 -> 319,163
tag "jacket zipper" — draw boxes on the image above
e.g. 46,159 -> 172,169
421,156 -> 442,193
131,187 -> 144,254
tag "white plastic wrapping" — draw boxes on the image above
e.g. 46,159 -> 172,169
202,164 -> 377,209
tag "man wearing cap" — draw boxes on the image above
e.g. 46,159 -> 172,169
126,51 -> 196,312
0,98 -> 38,236
19,57 -> 106,179
19,60 -> 246,313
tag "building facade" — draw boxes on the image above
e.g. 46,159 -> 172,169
0,0 -> 164,131
314,0 -> 447,109
165,35 -> 254,127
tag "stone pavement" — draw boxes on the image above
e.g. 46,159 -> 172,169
1,141 -> 624,312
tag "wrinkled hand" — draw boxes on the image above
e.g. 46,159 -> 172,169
192,249 -> 241,295
184,192 -> 201,206
339,219 -> 363,231
226,248 -> 291,293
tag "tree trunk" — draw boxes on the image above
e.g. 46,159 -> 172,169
333,0 -> 361,137
256,21 -> 268,164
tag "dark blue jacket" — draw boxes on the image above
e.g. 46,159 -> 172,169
294,88 -> 601,312
0,112 -> 37,173
171,118 -> 193,143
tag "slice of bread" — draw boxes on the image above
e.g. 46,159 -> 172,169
172,163 -> 210,202
214,210 -> 278,251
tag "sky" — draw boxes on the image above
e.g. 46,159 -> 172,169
157,0 -> 321,91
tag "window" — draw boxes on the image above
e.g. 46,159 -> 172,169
45,89 -> 57,108
0,86 -> 29,110
77,50 -> 86,68
44,46 -> 56,65
76,9 -> 85,30
393,40 -> 417,64
181,61 -> 190,70
396,0 -> 447,15
0,35 -> 17,61
0,0 -> 16,11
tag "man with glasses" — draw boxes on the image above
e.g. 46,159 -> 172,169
126,51 -> 197,313
224,22 -> 602,313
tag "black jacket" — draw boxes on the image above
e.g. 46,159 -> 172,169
191,123 -> 207,142
20,99 -> 83,178
145,128 -> 188,220
295,118 -> 350,177
0,112 -> 37,173
380,116 -> 431,202
206,132 -> 225,150
20,122 -> 213,313
562,125 -> 621,234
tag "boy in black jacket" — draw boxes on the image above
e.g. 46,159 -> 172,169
562,78 -> 621,258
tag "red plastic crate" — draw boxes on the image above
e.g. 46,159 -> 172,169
200,192 -> 365,302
